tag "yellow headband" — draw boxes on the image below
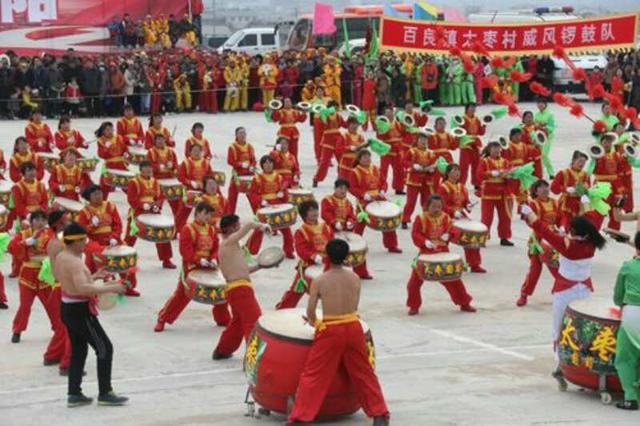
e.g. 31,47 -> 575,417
63,234 -> 87,241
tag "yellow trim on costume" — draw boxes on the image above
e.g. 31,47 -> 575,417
224,278 -> 252,293
315,312 -> 360,332
63,234 -> 87,241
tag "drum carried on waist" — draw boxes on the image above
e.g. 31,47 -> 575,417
184,190 -> 202,208
334,232 -> 367,267
99,245 -> 138,273
128,147 -> 148,165
77,157 -> 99,173
211,170 -> 226,186
188,270 -> 226,305
256,203 -> 297,230
288,188 -> 315,206
135,214 -> 175,243
303,264 -> 324,284
365,201 -> 401,232
0,204 -> 8,229
51,197 -> 84,220
0,180 -> 12,206
244,309 -> 375,417
158,178 -> 185,201
414,252 -> 464,282
558,298 -> 622,401
39,153 -> 60,172
452,220 -> 488,248
106,169 -> 135,188
235,175 -> 253,193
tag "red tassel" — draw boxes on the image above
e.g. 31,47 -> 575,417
508,104 -> 520,117
490,57 -> 504,68
572,68 -> 587,81
471,41 -> 490,57
611,76 -> 625,94
588,84 -> 606,100
494,92 -> 506,104
552,92 -> 572,107
529,81 -> 551,97
593,120 -> 607,135
625,107 -> 638,121
462,56 -> 475,74
449,47 -> 462,57
552,45 -> 566,59
609,96 -> 623,112
570,104 -> 584,118
509,71 -> 532,83
481,75 -> 498,88
502,56 -> 517,69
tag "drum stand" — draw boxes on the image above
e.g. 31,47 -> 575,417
243,387 -> 271,419
555,371 -> 616,405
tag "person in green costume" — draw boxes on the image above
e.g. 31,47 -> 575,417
534,99 -> 557,178
438,58 -> 449,106
411,56 -> 423,104
613,231 -> 640,410
449,58 -> 463,106
461,66 -> 476,105
510,58 -> 524,101
599,102 -> 620,131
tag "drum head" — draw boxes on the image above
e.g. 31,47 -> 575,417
129,147 -> 148,155
454,220 -> 488,233
53,197 -> 84,212
39,153 -> 59,160
107,169 -> 135,177
0,180 -> 12,192
418,252 -> 461,263
158,178 -> 181,187
238,175 -> 253,182
305,265 -> 324,280
137,214 -> 174,227
334,232 -> 367,252
257,203 -> 295,215
0,204 -> 7,214
103,245 -> 137,257
365,201 -> 401,217
288,189 -> 312,196
188,270 -> 224,286
569,298 -> 621,322
257,246 -> 285,268
97,294 -> 117,311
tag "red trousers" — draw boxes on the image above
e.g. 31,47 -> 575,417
246,226 -> 294,257
605,193 -> 621,230
406,270 -> 472,310
226,182 -> 254,215
313,124 -> 322,162
0,273 -> 6,303
480,197 -> 512,240
44,287 -> 71,368
354,221 -> 399,251
459,148 -> 480,188
520,253 -> 559,297
214,286 -> 262,356
380,155 -> 404,192
12,284 -> 55,333
175,203 -> 192,233
151,91 -> 161,113
288,321 -> 389,422
402,185 -> 432,222
314,147 -> 339,183
158,280 -> 231,326
622,174 -> 634,212
276,271 -> 306,310
464,248 -> 481,268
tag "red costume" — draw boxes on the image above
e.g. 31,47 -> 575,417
377,120 -> 406,193
592,149 -> 626,230
615,143 -> 634,212
405,211 -> 473,311
9,151 -> 43,183
157,220 -> 230,327
271,108 -> 307,158
148,145 -> 180,217
11,179 -> 48,220
313,112 -> 346,183
116,117 -> 145,146
226,140 -> 256,214
49,163 -> 91,201
502,141 -> 535,205
97,134 -> 129,198
270,149 -> 300,189
54,129 -> 87,152
337,130 -> 365,180
476,156 -> 513,240
520,123 -> 544,178
25,121 -> 54,153
550,167 -> 590,230
175,156 -> 213,230
145,126 -> 175,149
361,78 -> 377,131
275,221 -> 333,309
184,135 -> 212,159
459,114 -> 485,187
402,146 -> 438,223
428,131 -> 459,163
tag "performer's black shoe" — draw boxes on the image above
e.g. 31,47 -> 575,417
11,333 -> 20,343
373,415 -> 390,426
616,400 -> 638,410
500,239 -> 514,247
98,392 -> 129,406
312,180 -> 318,188
401,222 -> 408,230
395,190 -> 406,195
67,393 -> 93,408
551,367 -> 564,379
212,351 -> 232,360
59,368 -> 86,377
0,302 -> 8,309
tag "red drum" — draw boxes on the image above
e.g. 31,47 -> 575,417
211,170 -> 226,186
558,298 -> 622,402
244,309 -> 375,417
135,214 -> 175,243
184,190 -> 202,208
236,175 -> 253,193
0,180 -> 12,206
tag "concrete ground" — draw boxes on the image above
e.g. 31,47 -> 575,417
0,103 -> 637,425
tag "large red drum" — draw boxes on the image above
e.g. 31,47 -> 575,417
558,298 -> 622,403
244,309 -> 376,418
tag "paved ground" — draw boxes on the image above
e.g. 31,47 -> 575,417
0,103 -> 638,425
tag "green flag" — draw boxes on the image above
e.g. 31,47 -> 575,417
367,23 -> 379,61
342,19 -> 352,59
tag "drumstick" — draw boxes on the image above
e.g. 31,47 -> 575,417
171,125 -> 177,138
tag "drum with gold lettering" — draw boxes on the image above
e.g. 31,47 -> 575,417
158,178 -> 185,201
414,252 -> 464,282
334,232 -> 367,267
77,157 -> 99,173
106,169 -> 135,188
0,180 -> 12,206
185,190 -> 202,208
187,270 -> 226,305
135,214 -> 175,243
256,203 -> 297,230
39,153 -> 60,172
365,201 -> 401,232
51,197 -> 84,221
236,175 -> 253,193
99,245 -> 138,273
244,309 -> 375,417
211,170 -> 226,186
288,188 -> 315,206
128,146 -> 148,165
452,220 -> 489,249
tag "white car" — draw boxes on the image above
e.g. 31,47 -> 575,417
552,55 -> 607,92
338,38 -> 366,57
217,28 -> 279,55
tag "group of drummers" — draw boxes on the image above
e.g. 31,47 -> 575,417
2,92 -> 640,417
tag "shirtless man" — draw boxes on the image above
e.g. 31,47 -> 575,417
287,239 -> 390,426
54,222 -> 128,408
212,214 -> 269,360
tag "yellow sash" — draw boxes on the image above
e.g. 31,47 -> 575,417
314,312 -> 359,332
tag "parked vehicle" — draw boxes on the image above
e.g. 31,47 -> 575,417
217,27 -> 279,55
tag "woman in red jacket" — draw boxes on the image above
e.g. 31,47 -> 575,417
361,70 -> 377,131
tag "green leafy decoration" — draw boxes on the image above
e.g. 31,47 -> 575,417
374,117 -> 391,135
38,257 -> 56,285
511,162 -> 537,191
490,107 -> 508,120
587,182 -> 612,215
436,157 -> 449,174
367,138 -> 391,156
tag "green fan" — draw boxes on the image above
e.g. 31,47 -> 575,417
587,182 -> 613,215
436,157 -> 449,174
366,138 -> 391,156
511,162 -> 537,191
375,117 -> 391,135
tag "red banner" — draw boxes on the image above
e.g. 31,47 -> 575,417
0,0 -> 188,55
380,14 -> 639,55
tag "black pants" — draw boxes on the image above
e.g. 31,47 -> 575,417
61,302 -> 113,396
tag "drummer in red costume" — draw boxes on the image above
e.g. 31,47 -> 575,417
276,200 -> 333,310
54,116 -> 88,152
176,143 -> 214,230
199,176 -> 226,229
337,116 -> 366,180
116,104 -> 145,147
184,122 -> 213,159
402,131 -> 438,229
155,202 -> 231,332
10,136 -> 43,183
502,128 -> 535,209
613,122 -> 634,212
95,121 -> 129,199
551,150 -> 590,230
77,185 -> 137,296
287,239 -> 389,426
405,195 -> 476,316
148,133 -> 180,217
522,203 -> 605,383
376,106 -> 406,195
212,215 -> 268,360
428,116 -> 459,163
246,156 -> 294,258
24,110 -> 54,153
9,210 -> 56,343
399,102 -> 428,168
517,179 -> 561,307
438,164 -> 485,273
11,161 -> 48,222
476,141 -> 515,246
269,137 -> 300,189
226,127 -> 256,214
124,161 -> 176,270
49,148 -> 92,201
144,113 -> 175,149
591,132 -> 626,230
322,178 -> 372,279
313,101 -> 346,187
519,111 -> 544,179
271,97 -> 307,159
350,150 -> 402,254
459,104 -> 485,189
